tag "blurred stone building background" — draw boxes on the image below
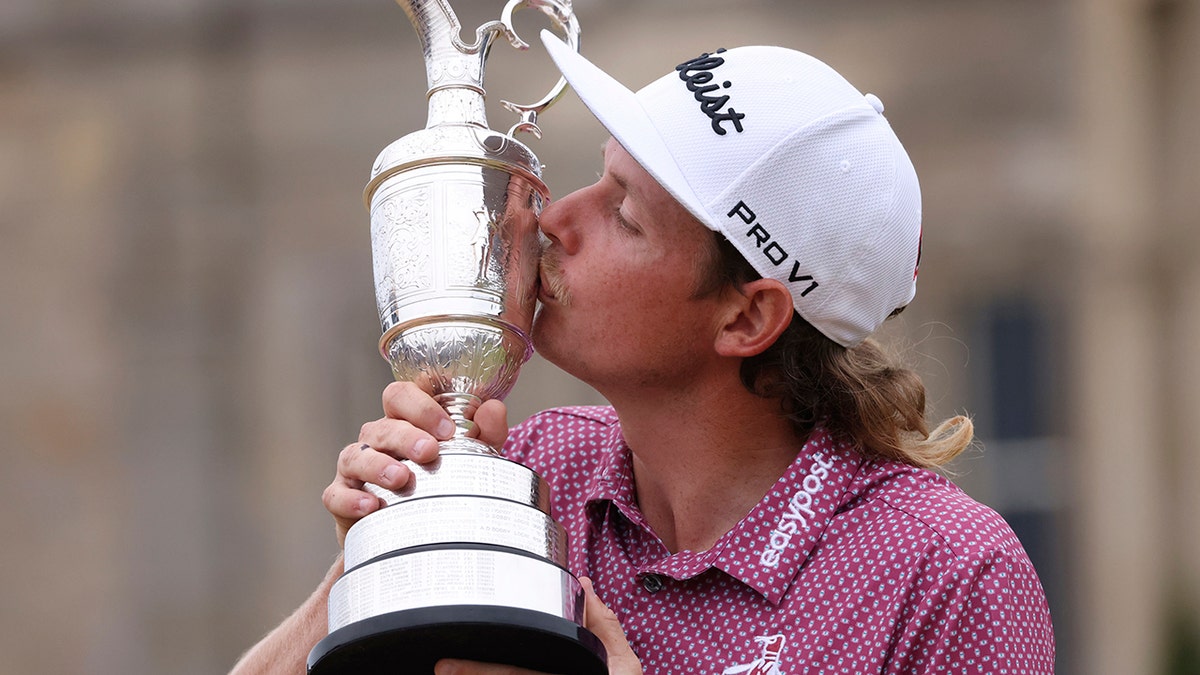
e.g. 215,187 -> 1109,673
1,0 -> 1197,673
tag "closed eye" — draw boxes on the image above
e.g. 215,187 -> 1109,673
615,207 -> 641,235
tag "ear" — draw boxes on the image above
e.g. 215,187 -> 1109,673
713,278 -> 794,358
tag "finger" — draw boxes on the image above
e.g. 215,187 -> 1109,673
471,399 -> 510,450
382,381 -> 456,440
323,444 -> 395,546
321,477 -> 381,525
359,417 -> 440,465
323,487 -> 380,549
581,578 -> 644,675
338,438 -> 416,489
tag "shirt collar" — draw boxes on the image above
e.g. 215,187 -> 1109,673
583,423 -> 664,536
583,422 -> 634,508
710,428 -> 865,604
583,423 -> 865,605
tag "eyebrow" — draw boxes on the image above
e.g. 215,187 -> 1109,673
611,169 -> 631,195
599,140 -> 641,204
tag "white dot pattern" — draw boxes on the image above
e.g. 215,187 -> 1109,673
504,407 -> 1055,674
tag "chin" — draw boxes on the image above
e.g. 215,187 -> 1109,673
529,313 -> 555,360
530,318 -> 584,379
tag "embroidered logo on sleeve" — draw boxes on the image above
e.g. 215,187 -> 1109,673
721,634 -> 787,675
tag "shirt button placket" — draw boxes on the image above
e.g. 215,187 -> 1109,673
640,574 -> 665,593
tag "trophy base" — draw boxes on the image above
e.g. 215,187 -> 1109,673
307,605 -> 608,675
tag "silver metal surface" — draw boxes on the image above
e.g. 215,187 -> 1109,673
328,548 -> 584,633
363,452 -> 551,511
318,0 -> 588,659
344,495 -> 568,569
396,0 -> 580,137
370,161 -> 542,441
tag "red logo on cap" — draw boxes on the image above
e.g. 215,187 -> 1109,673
914,229 -> 923,280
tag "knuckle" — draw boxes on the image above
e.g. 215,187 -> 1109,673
382,381 -> 418,408
337,443 -> 358,468
381,381 -> 404,405
359,420 -> 376,442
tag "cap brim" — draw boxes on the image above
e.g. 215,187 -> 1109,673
540,31 -> 716,232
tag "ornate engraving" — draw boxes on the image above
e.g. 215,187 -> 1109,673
372,186 -> 432,315
386,323 -> 524,402
427,89 -> 486,128
442,182 -> 503,295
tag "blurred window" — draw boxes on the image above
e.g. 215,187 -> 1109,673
972,297 -> 1067,672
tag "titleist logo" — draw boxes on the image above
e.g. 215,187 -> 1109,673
675,49 -> 745,136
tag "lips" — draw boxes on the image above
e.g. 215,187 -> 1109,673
538,265 -> 560,303
537,268 -> 555,302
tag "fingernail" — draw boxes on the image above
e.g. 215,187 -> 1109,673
381,464 -> 401,485
414,438 -> 436,459
357,497 -> 374,513
436,419 -> 455,439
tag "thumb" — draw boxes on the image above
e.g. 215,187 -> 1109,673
470,399 -> 510,450
581,577 -> 643,675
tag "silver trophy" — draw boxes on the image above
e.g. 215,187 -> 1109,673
306,1 -> 605,674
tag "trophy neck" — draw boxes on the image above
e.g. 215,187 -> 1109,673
398,0 -> 492,129
434,393 -> 492,446
426,88 -> 487,129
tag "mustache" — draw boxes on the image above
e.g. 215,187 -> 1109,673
539,241 -> 571,306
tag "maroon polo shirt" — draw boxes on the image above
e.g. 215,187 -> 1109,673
504,406 -> 1054,674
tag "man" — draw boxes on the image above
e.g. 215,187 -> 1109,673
233,33 -> 1055,674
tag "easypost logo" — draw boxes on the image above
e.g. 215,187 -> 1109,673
759,454 -> 835,568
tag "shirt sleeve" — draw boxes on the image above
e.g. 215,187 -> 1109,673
887,552 -> 1056,674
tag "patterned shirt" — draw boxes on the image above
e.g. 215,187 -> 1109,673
503,406 -> 1055,675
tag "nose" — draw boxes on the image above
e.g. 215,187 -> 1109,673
537,185 -> 589,255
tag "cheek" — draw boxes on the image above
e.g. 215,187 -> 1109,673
551,231 -> 710,330
586,271 -> 670,325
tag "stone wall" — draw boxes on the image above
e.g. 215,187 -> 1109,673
0,1 -> 1194,673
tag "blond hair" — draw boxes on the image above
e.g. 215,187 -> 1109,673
700,234 -> 972,468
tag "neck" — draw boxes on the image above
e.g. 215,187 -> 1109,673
604,372 -> 803,554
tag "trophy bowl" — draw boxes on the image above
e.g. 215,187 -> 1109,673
306,1 -> 605,673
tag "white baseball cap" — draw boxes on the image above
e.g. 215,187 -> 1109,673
540,32 -> 922,347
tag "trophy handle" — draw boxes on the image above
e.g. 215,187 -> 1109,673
495,0 -> 581,138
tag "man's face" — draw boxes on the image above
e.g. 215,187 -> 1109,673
532,138 -> 728,395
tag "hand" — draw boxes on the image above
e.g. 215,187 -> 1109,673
432,578 -> 644,675
579,577 -> 644,675
321,381 -> 510,546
